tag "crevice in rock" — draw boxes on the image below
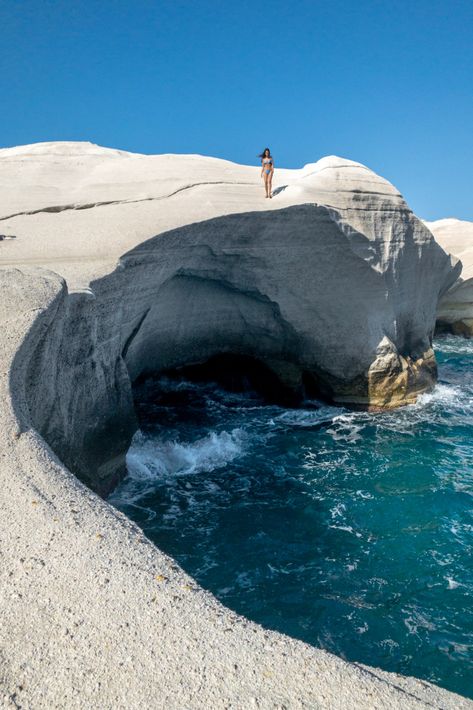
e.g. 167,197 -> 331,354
121,308 -> 151,360
0,180 -> 256,222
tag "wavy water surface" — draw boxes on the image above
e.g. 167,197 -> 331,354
109,336 -> 473,698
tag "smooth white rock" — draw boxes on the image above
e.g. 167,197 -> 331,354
424,218 -> 473,335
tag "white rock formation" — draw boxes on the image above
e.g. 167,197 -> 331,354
0,142 -> 469,708
0,143 -> 461,490
424,218 -> 473,335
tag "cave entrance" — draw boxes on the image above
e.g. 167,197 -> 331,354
131,354 -> 309,430
169,354 -> 300,404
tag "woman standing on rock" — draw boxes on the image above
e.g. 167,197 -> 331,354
260,148 -> 274,198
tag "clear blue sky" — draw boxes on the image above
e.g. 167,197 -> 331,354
1,0 -> 472,219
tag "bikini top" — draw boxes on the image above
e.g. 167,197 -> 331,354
262,157 -> 273,165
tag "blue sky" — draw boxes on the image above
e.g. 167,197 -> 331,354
1,0 -> 472,219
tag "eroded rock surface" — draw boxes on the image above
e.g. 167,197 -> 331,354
0,142 -> 470,708
425,218 -> 473,336
0,144 -> 461,490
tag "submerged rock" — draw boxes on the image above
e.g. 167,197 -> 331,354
424,218 -> 473,336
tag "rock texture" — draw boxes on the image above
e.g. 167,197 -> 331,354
0,144 -> 460,490
0,142 -> 469,708
424,218 -> 473,336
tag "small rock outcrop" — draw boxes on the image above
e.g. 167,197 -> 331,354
425,218 -> 473,336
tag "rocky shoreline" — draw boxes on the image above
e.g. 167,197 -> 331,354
1,142 -> 472,708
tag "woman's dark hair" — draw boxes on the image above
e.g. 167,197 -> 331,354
259,147 -> 271,158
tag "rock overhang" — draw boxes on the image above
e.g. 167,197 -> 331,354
0,145 -> 462,493
0,143 -> 472,708
4,200 -> 458,495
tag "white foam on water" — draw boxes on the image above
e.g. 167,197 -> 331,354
303,446 -> 351,473
276,405 -> 341,428
111,428 -> 247,505
356,622 -> 369,634
430,550 -> 455,567
403,608 -> 437,636
267,563 -> 292,576
355,490 -> 373,500
328,524 -> 362,538
329,502 -> 346,520
128,428 -> 245,479
326,413 -> 365,443
416,383 -> 463,408
379,638 -> 399,650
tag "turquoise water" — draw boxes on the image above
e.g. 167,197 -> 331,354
108,336 -> 473,698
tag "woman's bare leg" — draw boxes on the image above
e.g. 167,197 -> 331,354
268,172 -> 273,198
264,173 -> 270,197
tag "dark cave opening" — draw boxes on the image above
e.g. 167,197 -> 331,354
130,353 -> 327,429
169,354 -> 300,404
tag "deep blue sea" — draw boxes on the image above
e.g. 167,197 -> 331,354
108,336 -> 473,698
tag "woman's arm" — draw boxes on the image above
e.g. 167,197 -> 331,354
261,159 -> 264,177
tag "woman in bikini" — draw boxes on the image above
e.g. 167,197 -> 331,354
260,147 -> 274,198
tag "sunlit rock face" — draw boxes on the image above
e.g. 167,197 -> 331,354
424,218 -> 473,337
0,143 -> 460,492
